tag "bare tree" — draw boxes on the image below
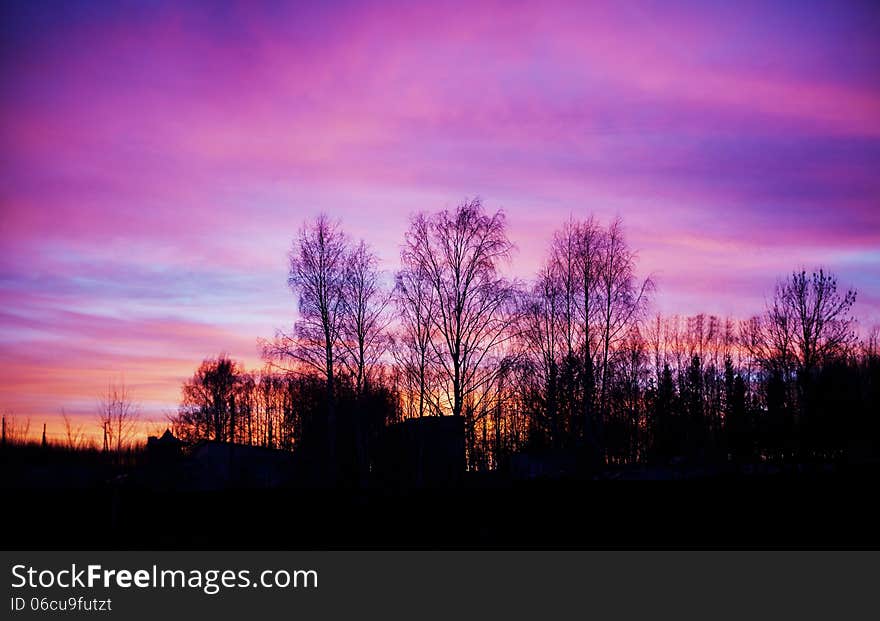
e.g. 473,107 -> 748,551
97,381 -> 140,453
394,261 -> 439,418
177,355 -> 245,443
595,218 -> 653,419
746,269 -> 857,383
1,411 -> 31,445
339,239 -> 391,486
553,215 -> 605,442
862,325 -> 880,360
61,409 -> 90,450
263,214 -> 349,469
776,269 -> 857,375
526,215 -> 651,453
402,198 -> 518,418
340,240 -> 392,396
518,263 -> 563,444
549,217 -> 581,358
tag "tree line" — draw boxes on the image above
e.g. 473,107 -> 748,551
171,198 -> 880,473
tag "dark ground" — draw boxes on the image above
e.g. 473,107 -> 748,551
3,465 -> 879,549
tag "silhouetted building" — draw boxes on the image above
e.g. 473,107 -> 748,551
508,445 -> 603,481
135,432 -> 298,491
183,441 -> 297,491
373,416 -> 465,488
146,429 -> 182,463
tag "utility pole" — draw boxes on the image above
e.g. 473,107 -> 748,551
41,422 -> 47,448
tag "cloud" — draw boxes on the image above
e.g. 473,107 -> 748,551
1,0 -> 878,433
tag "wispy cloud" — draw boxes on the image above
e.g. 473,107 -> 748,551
1,0 -> 878,433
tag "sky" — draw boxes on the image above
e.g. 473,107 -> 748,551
1,0 -> 879,440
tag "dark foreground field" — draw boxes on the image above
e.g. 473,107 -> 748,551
3,465 -> 879,549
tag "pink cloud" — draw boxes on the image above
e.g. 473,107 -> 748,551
1,1 -> 878,438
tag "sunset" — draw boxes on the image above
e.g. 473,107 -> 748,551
2,1 -> 880,596
3,1 -> 878,440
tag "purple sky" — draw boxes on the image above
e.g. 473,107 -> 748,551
1,1 -> 879,438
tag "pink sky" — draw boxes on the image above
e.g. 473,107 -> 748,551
1,0 -> 879,440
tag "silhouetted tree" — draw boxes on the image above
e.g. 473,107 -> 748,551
393,260 -> 439,419
518,264 -> 564,448
401,198 -> 517,420
340,240 -> 391,397
2,412 -> 31,445
97,381 -> 140,453
595,219 -> 653,443
61,410 -> 91,450
176,355 -> 244,443
220,208 -> 877,473
775,269 -> 857,376
340,239 -> 391,484
264,214 -> 350,473
652,364 -> 678,461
